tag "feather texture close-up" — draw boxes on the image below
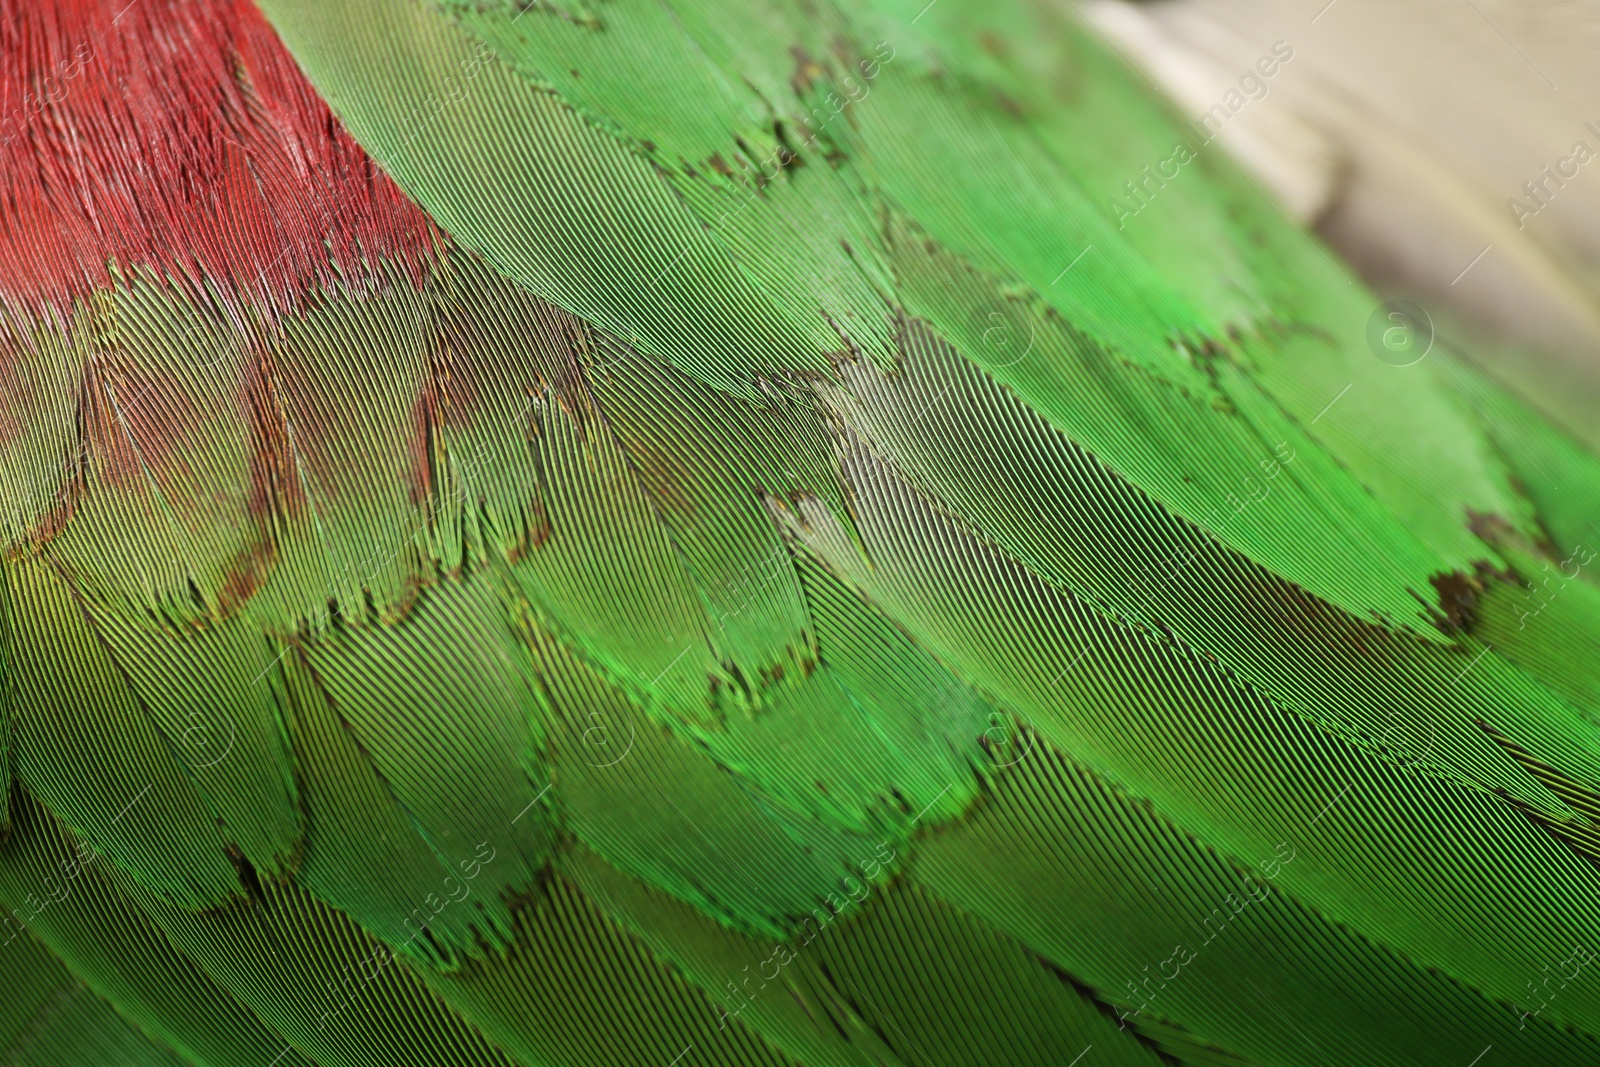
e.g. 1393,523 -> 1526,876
1,1 -> 1598,1066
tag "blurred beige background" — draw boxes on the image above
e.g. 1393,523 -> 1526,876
1078,0 -> 1600,440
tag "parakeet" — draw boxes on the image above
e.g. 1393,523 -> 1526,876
2,1 -> 1599,1066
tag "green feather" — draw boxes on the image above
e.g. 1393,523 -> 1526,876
0,934 -> 192,1067
4,0 -> 1600,1065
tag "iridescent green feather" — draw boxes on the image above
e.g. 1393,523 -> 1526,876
4,1 -> 1600,1066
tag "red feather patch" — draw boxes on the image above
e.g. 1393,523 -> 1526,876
0,0 -> 438,328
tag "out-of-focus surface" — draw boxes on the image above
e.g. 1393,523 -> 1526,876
1080,0 -> 1600,442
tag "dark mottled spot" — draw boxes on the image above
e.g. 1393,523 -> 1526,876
978,31 -> 1009,59
242,350 -> 302,518
789,45 -> 822,96
217,539 -> 273,617
1427,570 -> 1481,634
993,90 -> 1025,119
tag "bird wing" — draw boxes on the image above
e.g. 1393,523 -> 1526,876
3,1 -> 1600,1066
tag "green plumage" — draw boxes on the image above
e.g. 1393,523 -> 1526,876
3,1 -> 1600,1066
